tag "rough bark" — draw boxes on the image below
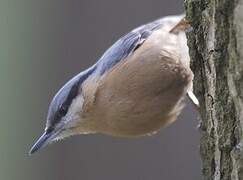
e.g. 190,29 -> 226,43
184,0 -> 243,179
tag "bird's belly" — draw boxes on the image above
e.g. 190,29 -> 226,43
87,46 -> 192,137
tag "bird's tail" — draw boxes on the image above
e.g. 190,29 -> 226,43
169,17 -> 191,34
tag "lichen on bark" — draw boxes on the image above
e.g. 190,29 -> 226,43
184,0 -> 243,179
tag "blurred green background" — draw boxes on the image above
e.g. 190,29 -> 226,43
0,0 -> 200,179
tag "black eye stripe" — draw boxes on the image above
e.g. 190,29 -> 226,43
58,106 -> 67,116
52,81 -> 80,125
46,126 -> 54,134
47,65 -> 97,129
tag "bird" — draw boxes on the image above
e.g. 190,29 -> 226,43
29,14 -> 199,155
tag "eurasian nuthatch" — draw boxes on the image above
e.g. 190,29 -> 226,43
29,14 -> 199,154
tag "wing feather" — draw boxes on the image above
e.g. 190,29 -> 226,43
95,18 -> 165,75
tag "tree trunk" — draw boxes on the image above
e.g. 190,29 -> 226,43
184,0 -> 243,179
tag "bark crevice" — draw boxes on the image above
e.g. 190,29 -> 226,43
184,0 -> 243,179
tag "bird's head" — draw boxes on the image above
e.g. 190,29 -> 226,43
29,67 -> 96,155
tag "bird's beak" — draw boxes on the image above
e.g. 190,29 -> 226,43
29,127 -> 63,155
29,131 -> 52,155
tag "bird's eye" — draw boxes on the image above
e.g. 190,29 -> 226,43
59,105 -> 67,116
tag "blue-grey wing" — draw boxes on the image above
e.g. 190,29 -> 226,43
95,18 -> 164,75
